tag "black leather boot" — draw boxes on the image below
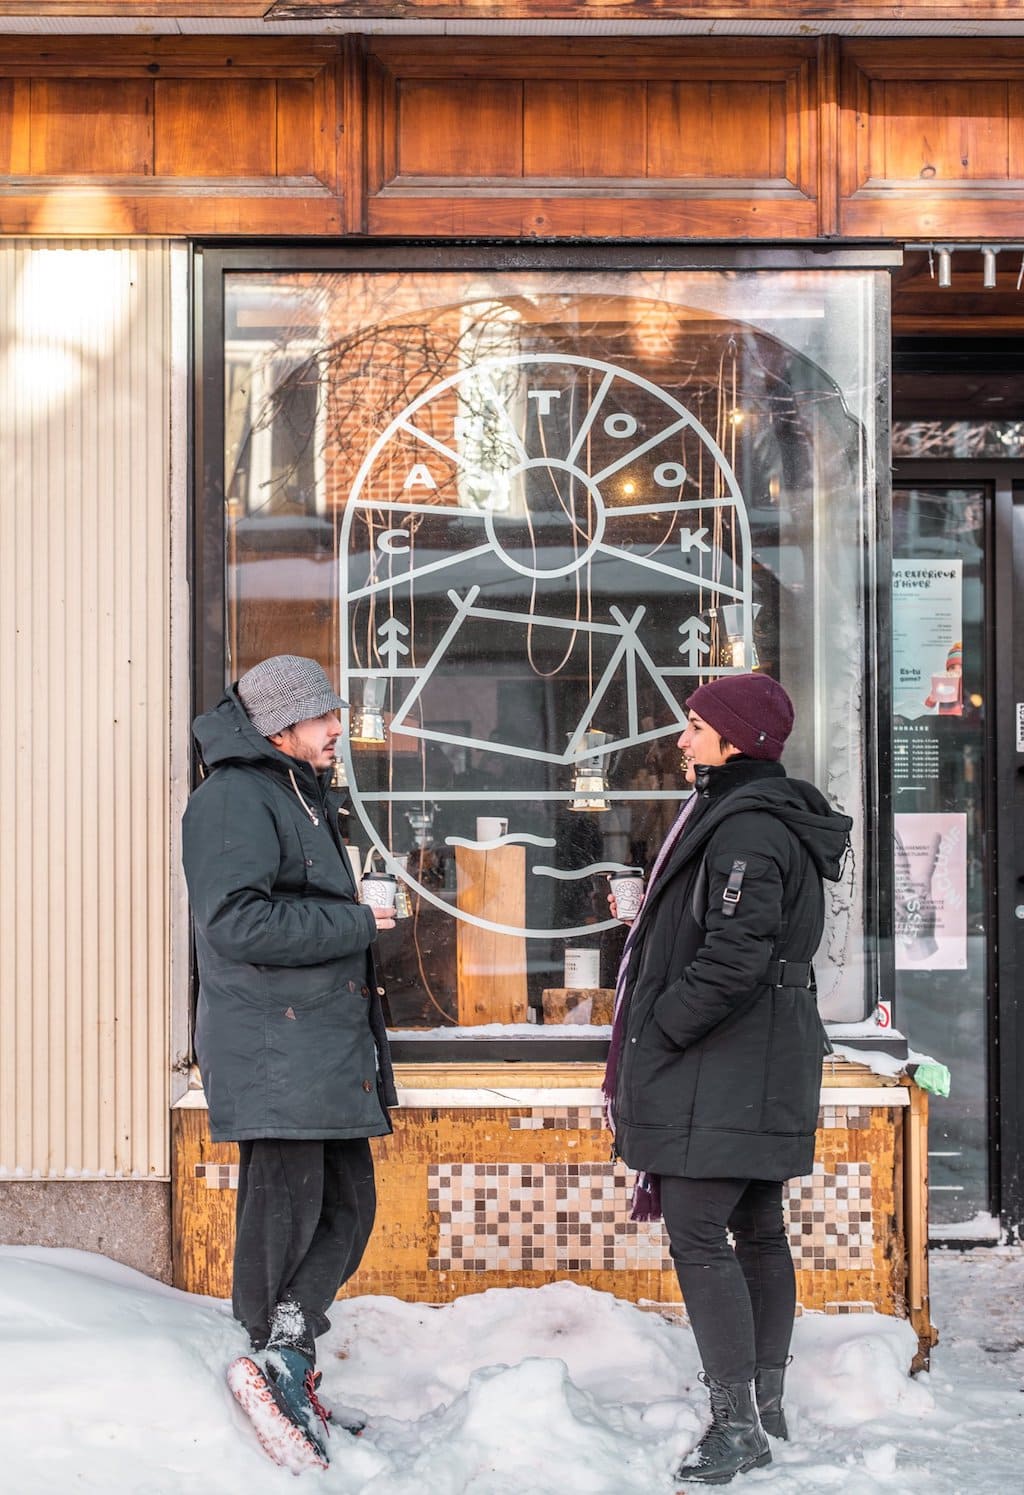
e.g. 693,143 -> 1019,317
754,1362 -> 789,1440
675,1375 -> 771,1485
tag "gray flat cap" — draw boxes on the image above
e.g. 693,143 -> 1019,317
236,655 -> 347,738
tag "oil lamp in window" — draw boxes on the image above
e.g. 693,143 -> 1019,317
708,603 -> 761,670
569,728 -> 610,812
350,676 -> 387,744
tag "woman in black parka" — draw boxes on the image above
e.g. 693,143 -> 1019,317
605,674 -> 851,1485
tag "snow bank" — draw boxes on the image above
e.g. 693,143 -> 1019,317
0,1245 -> 1021,1493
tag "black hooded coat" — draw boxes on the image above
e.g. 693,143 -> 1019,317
182,686 -> 397,1143
613,757 -> 852,1181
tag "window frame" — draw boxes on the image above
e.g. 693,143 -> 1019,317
192,241 -> 898,1063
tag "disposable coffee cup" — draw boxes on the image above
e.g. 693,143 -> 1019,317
609,869 -> 645,921
564,947 -> 601,989
476,816 -> 509,841
361,871 -> 397,912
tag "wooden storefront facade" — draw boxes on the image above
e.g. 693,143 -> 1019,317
4,29 -> 1024,245
3,8 -> 1024,1370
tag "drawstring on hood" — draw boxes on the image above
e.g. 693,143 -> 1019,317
288,769 -> 320,828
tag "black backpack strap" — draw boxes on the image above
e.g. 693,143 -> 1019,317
720,858 -> 747,917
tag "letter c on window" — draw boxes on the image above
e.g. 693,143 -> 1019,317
379,529 -> 411,554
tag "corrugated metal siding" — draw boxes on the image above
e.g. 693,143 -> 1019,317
0,241 -> 172,1179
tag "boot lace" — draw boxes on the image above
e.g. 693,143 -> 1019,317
304,1369 -> 332,1430
690,1373 -> 739,1467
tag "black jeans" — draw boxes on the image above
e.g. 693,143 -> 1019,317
232,1137 -> 376,1362
660,1176 -> 795,1385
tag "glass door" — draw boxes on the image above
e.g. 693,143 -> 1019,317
890,479 -> 993,1235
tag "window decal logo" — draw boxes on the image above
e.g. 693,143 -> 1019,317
341,353 -> 753,939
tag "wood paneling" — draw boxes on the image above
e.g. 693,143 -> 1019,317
397,79 -> 523,178
4,34 -> 1024,245
1,0 -> 1012,13
0,37 -> 343,237
154,80 -> 277,178
3,0 -> 1020,15
29,80 -> 153,176
366,38 -> 818,239
880,82 -> 1008,182
840,40 -> 1024,238
523,81 -> 645,180
0,78 -> 31,177
276,79 -> 318,179
646,81 -> 785,180
266,0 -> 1024,17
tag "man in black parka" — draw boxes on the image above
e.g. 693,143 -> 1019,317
606,673 -> 851,1485
182,655 -> 398,1473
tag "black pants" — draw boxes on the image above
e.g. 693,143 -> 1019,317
660,1176 -> 795,1385
232,1137 -> 376,1362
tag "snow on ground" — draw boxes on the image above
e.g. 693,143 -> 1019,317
1,1244 -> 1021,1493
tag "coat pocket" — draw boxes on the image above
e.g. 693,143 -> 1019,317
625,1003 -> 701,1131
689,996 -> 772,1134
265,984 -> 384,1133
760,989 -> 824,1136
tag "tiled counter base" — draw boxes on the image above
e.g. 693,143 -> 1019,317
172,1056 -> 935,1368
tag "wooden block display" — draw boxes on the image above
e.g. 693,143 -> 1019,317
455,845 -> 528,1025
542,987 -> 615,1025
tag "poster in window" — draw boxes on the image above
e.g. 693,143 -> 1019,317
894,812 -> 968,971
892,559 -> 963,720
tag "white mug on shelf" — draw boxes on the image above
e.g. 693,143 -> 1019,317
475,816 -> 509,842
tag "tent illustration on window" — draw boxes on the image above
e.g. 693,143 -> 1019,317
387,588 -> 702,765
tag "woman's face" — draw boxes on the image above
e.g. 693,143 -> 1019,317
677,710 -> 736,786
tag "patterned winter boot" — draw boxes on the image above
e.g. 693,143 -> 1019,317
227,1346 -> 330,1473
675,1375 -> 771,1486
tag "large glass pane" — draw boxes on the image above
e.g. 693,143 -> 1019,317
892,484 -> 991,1231
221,267 -> 882,1033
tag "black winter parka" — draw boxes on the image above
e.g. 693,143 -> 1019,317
613,757 -> 851,1181
182,687 -> 398,1143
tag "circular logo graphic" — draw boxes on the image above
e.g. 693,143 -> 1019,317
340,352 -> 752,939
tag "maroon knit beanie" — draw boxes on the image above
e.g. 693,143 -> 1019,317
685,673 -> 794,761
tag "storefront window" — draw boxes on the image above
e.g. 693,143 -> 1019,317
212,259 -> 887,1038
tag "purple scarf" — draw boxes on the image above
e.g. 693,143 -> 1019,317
602,793 -> 700,1222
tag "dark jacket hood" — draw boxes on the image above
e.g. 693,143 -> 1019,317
193,686 -> 318,783
692,757 -> 852,883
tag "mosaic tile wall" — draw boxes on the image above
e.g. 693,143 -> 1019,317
196,1161 -> 239,1190
176,1092 -> 907,1309
426,1158 -> 874,1274
193,1105 -> 876,1276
